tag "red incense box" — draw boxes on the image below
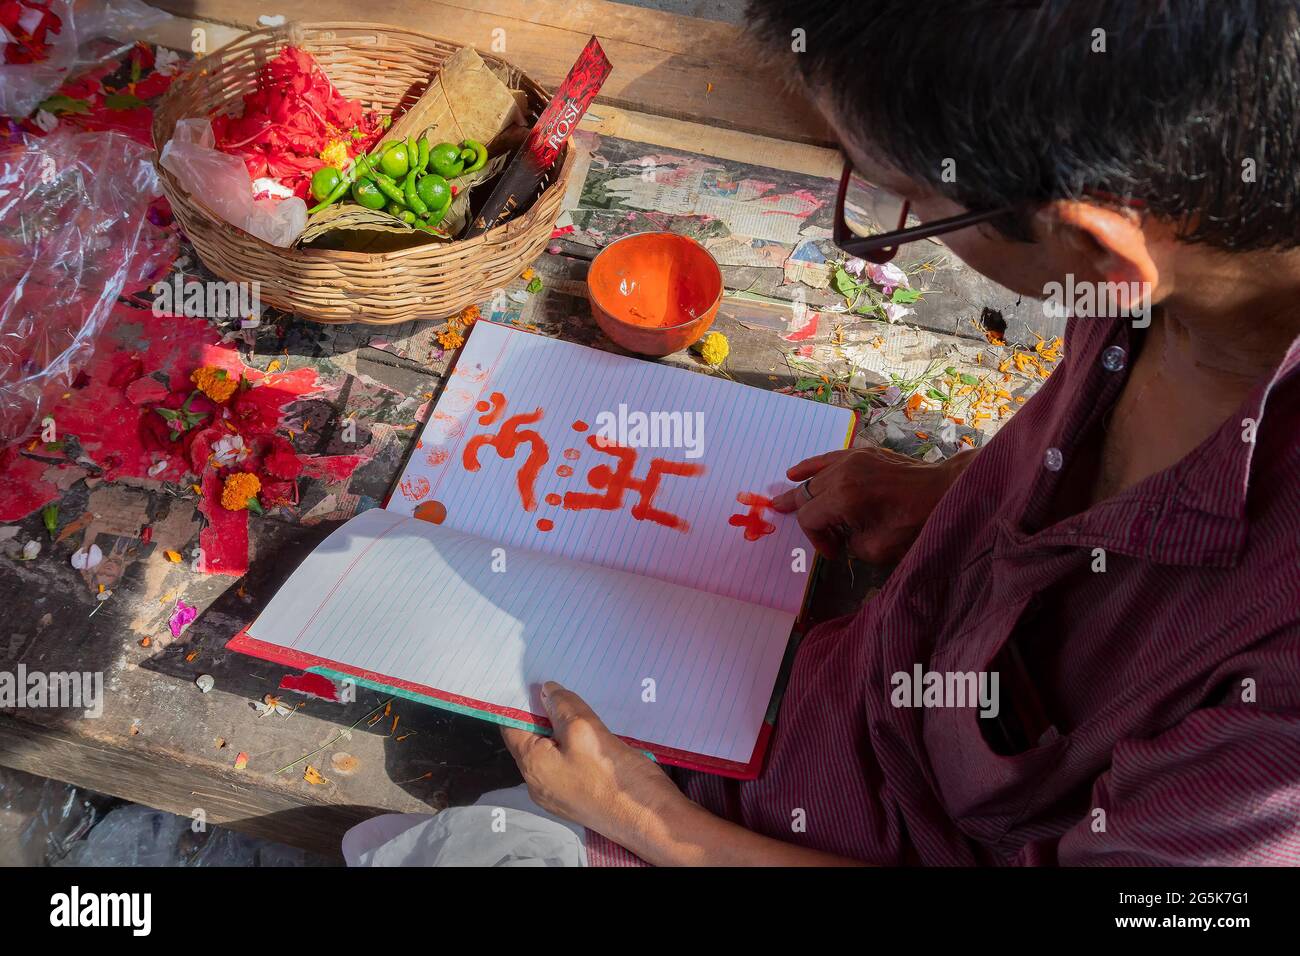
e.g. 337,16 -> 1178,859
462,36 -> 612,238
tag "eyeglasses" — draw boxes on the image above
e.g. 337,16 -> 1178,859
833,159 -> 1014,263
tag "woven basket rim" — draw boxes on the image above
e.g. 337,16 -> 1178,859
152,21 -> 565,263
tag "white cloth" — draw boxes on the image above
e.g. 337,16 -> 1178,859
342,785 -> 588,867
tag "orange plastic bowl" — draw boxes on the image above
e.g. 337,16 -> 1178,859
587,232 -> 723,357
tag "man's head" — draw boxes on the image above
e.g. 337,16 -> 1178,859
748,0 -> 1300,310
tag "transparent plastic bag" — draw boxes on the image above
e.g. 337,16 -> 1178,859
159,117 -> 308,247
0,0 -> 174,119
0,766 -> 114,866
0,127 -> 177,446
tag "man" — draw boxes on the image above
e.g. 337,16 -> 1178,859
491,1 -> 1300,866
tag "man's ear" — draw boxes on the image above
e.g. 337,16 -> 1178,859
1034,200 -> 1160,313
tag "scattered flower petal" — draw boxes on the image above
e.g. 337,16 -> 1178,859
168,599 -> 197,638
71,544 -> 103,570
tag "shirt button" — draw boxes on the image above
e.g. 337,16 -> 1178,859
1044,447 -> 1064,471
1101,345 -> 1127,372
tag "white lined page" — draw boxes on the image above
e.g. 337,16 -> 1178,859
247,508 -> 795,763
389,321 -> 852,614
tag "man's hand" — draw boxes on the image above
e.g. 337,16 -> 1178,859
771,446 -> 976,563
502,682 -> 689,847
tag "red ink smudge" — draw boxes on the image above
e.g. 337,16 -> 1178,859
562,436 -> 704,532
571,420 -> 588,432
545,493 -> 562,506
414,500 -> 447,524
462,396 -> 549,511
399,476 -> 431,501
477,391 -> 505,425
729,492 -> 777,541
279,672 -> 340,701
536,518 -> 554,532
556,465 -> 573,477
562,448 -> 581,461
426,448 -> 449,467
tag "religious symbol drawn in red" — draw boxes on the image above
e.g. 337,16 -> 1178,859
728,492 -> 777,541
462,394 -> 549,511
562,435 -> 704,532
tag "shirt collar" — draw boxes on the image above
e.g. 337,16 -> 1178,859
1019,319 -> 1300,567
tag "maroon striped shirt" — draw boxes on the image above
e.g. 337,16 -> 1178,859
590,315 -> 1300,866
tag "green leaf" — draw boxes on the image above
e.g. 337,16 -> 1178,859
959,373 -> 980,386
42,504 -> 59,539
891,288 -> 923,304
526,276 -> 543,294
38,95 -> 90,115
926,388 -> 948,402
831,266 -> 859,298
103,92 -> 146,111
944,366 -> 958,377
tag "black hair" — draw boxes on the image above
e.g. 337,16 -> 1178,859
747,0 -> 1300,249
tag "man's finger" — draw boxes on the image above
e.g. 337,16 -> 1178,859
794,494 -> 849,558
541,682 -> 610,739
770,481 -> 809,514
501,725 -> 553,765
786,450 -> 846,482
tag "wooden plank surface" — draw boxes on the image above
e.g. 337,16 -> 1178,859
145,0 -> 835,145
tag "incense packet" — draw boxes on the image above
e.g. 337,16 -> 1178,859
462,36 -> 612,239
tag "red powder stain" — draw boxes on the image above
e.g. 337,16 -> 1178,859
278,672 -> 340,701
571,420 -> 588,432
426,447 -> 450,467
430,411 -> 466,441
536,518 -> 554,532
562,448 -> 581,461
400,476 -> 431,501
414,500 -> 447,524
556,465 -> 573,477
463,400 -> 549,511
562,436 -> 704,532
300,454 -> 366,484
452,365 -> 488,383
729,491 -> 777,541
0,304 -> 366,575
476,391 -> 506,426
545,493 -> 562,506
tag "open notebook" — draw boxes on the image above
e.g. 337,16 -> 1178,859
231,321 -> 854,777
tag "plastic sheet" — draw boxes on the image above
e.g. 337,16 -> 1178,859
0,766 -> 326,866
0,766 -> 113,866
159,117 -> 308,248
0,0 -> 173,119
54,804 -> 321,867
0,127 -> 176,446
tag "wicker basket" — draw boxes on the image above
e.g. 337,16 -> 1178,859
151,23 -> 573,325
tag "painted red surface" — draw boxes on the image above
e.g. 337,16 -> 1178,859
0,305 -> 367,576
